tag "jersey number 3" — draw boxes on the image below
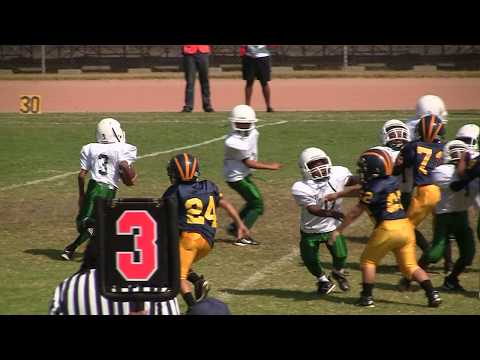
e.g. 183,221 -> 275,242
185,196 -> 217,228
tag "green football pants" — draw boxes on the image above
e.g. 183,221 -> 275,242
227,175 -> 264,229
300,231 -> 348,278
67,180 -> 116,251
419,211 -> 475,270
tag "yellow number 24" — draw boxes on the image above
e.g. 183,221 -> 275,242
185,196 -> 217,228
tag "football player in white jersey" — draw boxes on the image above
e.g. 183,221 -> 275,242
418,140 -> 478,291
379,119 -> 412,209
291,147 -> 359,294
61,118 -> 137,260
224,105 -> 282,246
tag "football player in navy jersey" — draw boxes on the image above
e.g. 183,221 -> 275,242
394,114 -> 446,289
162,153 -> 249,309
329,148 -> 442,308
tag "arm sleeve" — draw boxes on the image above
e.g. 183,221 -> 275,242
119,144 -> 137,165
291,184 -> 317,207
79,145 -> 90,171
402,143 -> 416,168
432,168 -> 451,190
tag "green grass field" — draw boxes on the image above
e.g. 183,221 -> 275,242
1,111 -> 479,315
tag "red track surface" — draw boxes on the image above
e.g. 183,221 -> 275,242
1,78 -> 480,112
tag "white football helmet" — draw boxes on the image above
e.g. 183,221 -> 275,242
455,124 -> 479,152
229,105 -> 258,135
415,95 -> 448,124
380,119 -> 410,150
298,147 -> 332,182
443,140 -> 468,164
96,118 -> 126,144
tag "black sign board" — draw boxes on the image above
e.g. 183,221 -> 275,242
96,197 -> 179,302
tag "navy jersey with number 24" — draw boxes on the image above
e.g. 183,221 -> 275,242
162,180 -> 220,247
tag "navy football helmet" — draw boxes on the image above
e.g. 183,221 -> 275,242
167,153 -> 200,184
357,148 -> 393,183
415,113 -> 445,143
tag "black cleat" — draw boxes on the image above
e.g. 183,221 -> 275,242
428,291 -> 442,307
267,107 -> 275,112
442,276 -> 466,292
181,107 -> 192,113
356,295 -> 375,307
398,277 -> 412,292
317,279 -> 336,295
193,276 -> 210,302
331,270 -> 350,292
61,249 -> 75,261
204,107 -> 215,113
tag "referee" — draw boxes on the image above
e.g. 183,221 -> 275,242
49,233 -> 180,315
49,268 -> 180,315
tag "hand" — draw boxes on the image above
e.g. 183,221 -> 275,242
324,193 -> 338,202
270,162 -> 283,170
328,230 -> 340,246
236,224 -> 250,240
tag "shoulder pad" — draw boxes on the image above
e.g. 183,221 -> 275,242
225,135 -> 249,151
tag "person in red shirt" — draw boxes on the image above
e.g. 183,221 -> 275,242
240,45 -> 276,112
182,45 -> 214,113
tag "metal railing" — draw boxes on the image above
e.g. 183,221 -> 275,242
1,45 -> 480,72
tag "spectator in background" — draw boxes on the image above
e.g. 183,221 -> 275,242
181,45 -> 214,113
240,45 -> 276,112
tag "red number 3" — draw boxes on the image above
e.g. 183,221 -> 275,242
116,210 -> 158,281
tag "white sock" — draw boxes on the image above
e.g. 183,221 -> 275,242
318,275 -> 328,282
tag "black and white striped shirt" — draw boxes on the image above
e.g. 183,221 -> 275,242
49,269 -> 180,315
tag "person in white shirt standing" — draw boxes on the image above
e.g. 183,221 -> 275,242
61,118 -> 137,260
291,147 -> 359,294
224,105 -> 282,246
240,45 -> 275,112
417,140 -> 478,291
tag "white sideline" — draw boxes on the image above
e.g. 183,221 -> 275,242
217,247 -> 300,303
0,120 -> 288,192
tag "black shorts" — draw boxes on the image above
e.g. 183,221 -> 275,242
242,56 -> 271,85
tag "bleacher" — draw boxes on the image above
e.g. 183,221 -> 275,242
1,45 -> 480,74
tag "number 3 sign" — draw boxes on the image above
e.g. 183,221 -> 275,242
96,197 -> 180,302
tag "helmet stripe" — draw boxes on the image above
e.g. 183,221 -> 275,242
190,156 -> 198,179
183,153 -> 190,180
427,115 -> 435,142
421,116 -> 427,142
174,157 -> 186,181
431,120 -> 444,142
363,150 -> 392,175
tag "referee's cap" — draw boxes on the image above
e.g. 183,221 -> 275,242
186,297 -> 231,315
